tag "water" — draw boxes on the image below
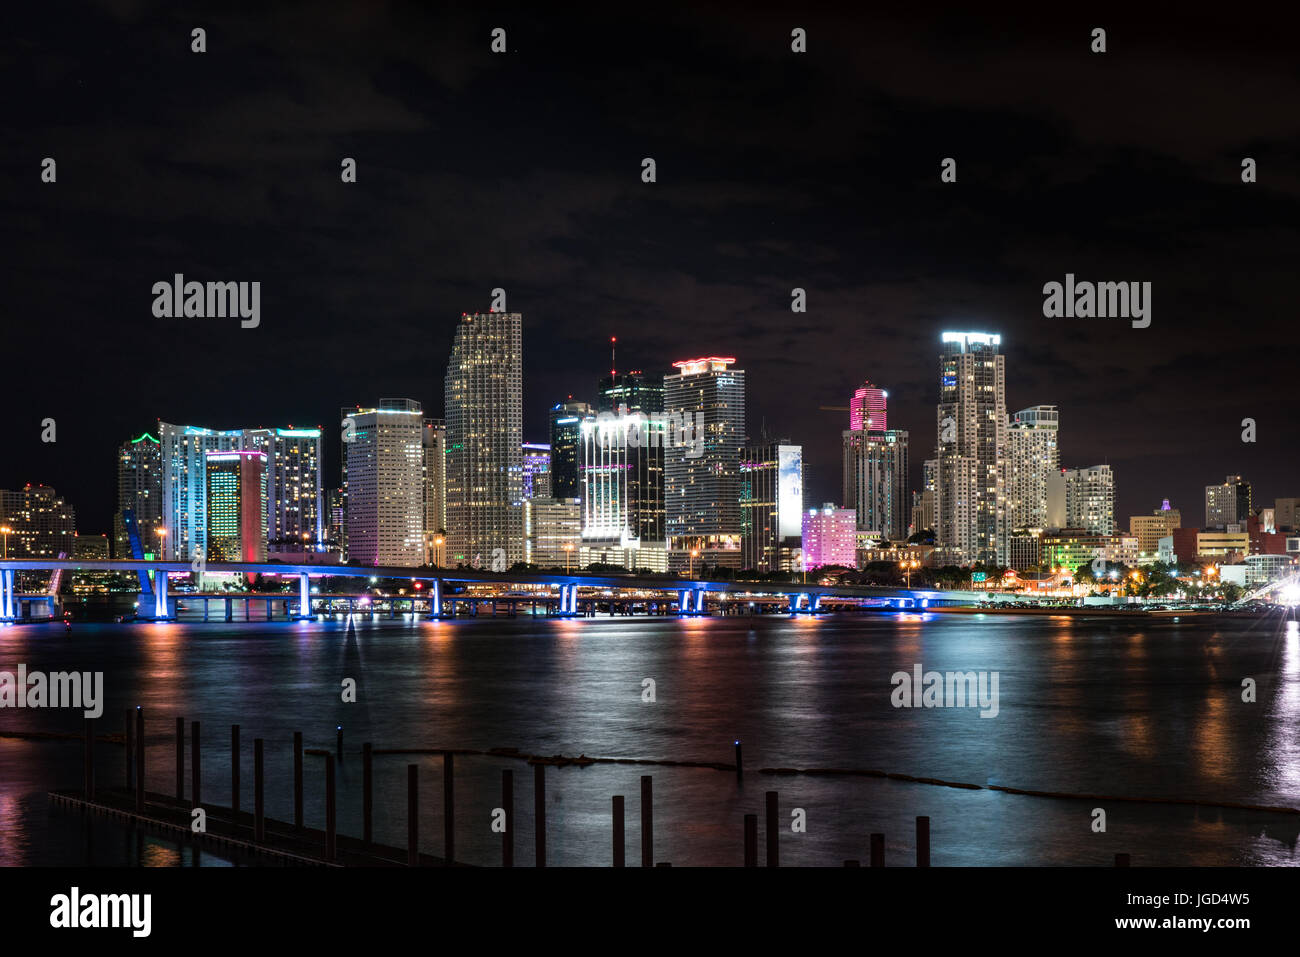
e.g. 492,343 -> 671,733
3,610 -> 1299,866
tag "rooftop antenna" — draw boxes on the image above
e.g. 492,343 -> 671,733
610,336 -> 617,377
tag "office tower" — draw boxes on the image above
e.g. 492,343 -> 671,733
663,356 -> 746,571
243,428 -> 323,553
1129,501 -> 1181,559
842,382 -> 909,542
579,409 -> 668,572
1051,465 -> 1116,536
849,381 -> 888,432
1006,405 -> 1059,531
598,370 -> 665,416
522,443 -> 552,500
327,487 -> 345,555
911,459 -> 938,535
935,332 -> 1007,564
524,497 -> 582,568
740,441 -> 803,572
0,485 -> 77,559
114,432 -> 163,559
802,504 -> 856,570
1206,475 -> 1252,529
423,418 -> 447,564
1008,530 -> 1042,572
342,400 -> 425,567
549,400 -> 592,499
444,311 -> 524,569
205,451 -> 268,562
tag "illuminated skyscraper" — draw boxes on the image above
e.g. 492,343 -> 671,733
522,443 -> 552,500
663,356 -> 746,571
1006,405 -> 1059,531
444,311 -> 524,569
204,451 -> 267,562
1206,475 -> 1252,529
842,384 -> 909,543
114,432 -> 163,559
549,400 -> 591,499
342,400 -> 425,567
740,441 -> 803,572
802,504 -> 856,570
849,381 -> 888,432
242,428 -> 323,553
935,332 -> 1008,565
423,418 -> 447,564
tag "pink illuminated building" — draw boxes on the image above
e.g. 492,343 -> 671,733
802,503 -> 857,570
850,381 -> 887,432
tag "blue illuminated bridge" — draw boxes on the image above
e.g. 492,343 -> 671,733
0,558 -> 973,623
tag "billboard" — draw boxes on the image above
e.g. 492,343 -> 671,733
778,445 -> 803,541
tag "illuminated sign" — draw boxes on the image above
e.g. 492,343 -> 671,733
778,446 -> 803,540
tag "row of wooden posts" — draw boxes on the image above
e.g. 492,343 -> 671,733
82,712 -> 1132,866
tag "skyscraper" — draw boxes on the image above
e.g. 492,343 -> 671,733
444,311 -> 524,569
1206,475 -> 1252,529
802,504 -> 856,571
423,418 -> 447,564
342,400 -> 425,567
841,385 -> 909,543
0,484 -> 77,560
205,451 -> 267,562
1051,465 -> 1116,536
159,423 -> 245,560
935,332 -> 1007,565
114,432 -> 163,559
549,400 -> 591,499
1006,405 -> 1060,531
740,441 -> 803,572
522,443 -> 552,500
663,356 -> 746,571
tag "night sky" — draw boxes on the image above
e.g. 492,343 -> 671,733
4,3 -> 1297,534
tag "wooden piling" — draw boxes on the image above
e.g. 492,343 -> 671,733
734,741 -> 743,780
870,833 -> 884,867
134,708 -> 144,814
362,742 -> 373,843
613,795 -> 625,867
765,790 -> 778,866
191,720 -> 201,808
293,731 -> 303,828
175,717 -> 184,801
502,769 -> 514,867
744,814 -> 758,866
253,738 -> 265,841
535,763 -> 546,868
407,763 -> 419,866
443,751 -> 455,865
231,725 -> 240,817
640,775 -> 653,868
83,718 -> 94,799
124,709 -> 133,791
325,754 -> 336,861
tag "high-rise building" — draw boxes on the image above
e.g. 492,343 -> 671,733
327,487 -> 345,556
579,409 -> 668,572
242,428 -> 323,553
1051,465 -> 1115,536
0,484 -> 77,560
598,370 -> 665,417
160,421 -> 322,561
1005,405 -> 1059,531
842,389 -> 909,542
205,451 -> 268,562
911,459 -> 938,535
1274,497 -> 1300,532
1206,475 -> 1252,529
549,400 -> 592,500
522,443 -> 552,500
740,441 -> 803,572
664,356 -> 746,571
935,332 -> 1007,565
802,504 -> 856,570
1129,501 -> 1181,559
342,400 -> 425,567
444,311 -> 524,569
114,432 -> 163,559
524,497 -> 582,568
849,381 -> 888,432
423,418 -> 447,564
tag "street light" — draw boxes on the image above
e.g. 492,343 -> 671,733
562,542 -> 574,574
155,527 -> 167,559
0,525 -> 10,560
434,535 -> 445,568
900,558 -> 920,588
690,548 -> 700,579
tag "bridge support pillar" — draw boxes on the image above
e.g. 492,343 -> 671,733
812,594 -> 823,613
295,573 -> 312,620
425,579 -> 444,619
153,570 -> 171,621
0,569 -> 14,621
678,589 -> 691,616
694,588 -> 707,616
224,597 -> 233,622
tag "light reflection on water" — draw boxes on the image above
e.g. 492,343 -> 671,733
1,609 -> 1299,866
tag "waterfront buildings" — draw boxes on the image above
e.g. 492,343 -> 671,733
204,450 -> 267,562
342,400 -> 425,567
740,441 -> 803,572
802,504 -> 856,570
1005,405 -> 1059,531
114,432 -> 163,559
1129,501 -> 1181,559
524,497 -> 582,568
549,400 -> 591,499
423,418 -> 447,564
1206,475 -> 1252,529
522,443 -> 552,500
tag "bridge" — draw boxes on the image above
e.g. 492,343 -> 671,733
0,558 -> 965,623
